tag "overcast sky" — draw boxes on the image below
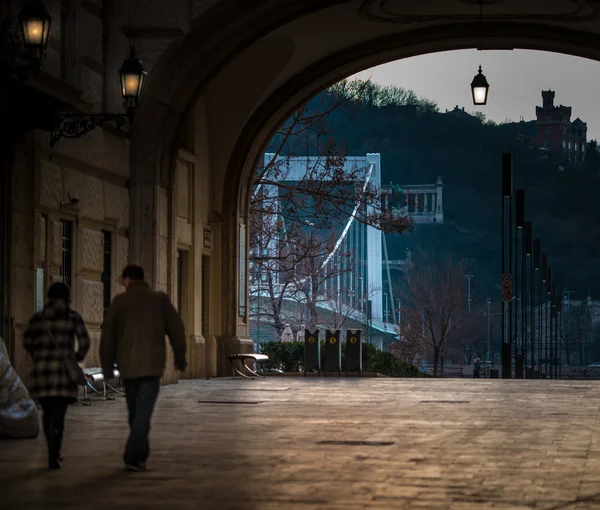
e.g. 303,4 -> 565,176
352,49 -> 600,140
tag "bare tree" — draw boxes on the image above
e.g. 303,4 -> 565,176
249,80 -> 440,341
400,250 -> 472,375
391,328 -> 423,365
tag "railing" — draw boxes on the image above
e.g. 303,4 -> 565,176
421,365 -> 465,378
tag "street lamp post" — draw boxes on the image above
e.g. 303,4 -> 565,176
515,190 -> 524,378
533,238 -> 540,377
501,154 -> 513,379
524,221 -> 532,377
487,298 -> 491,362
541,254 -> 547,377
465,274 -> 474,313
546,267 -> 553,378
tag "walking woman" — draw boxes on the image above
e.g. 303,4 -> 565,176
24,282 -> 90,470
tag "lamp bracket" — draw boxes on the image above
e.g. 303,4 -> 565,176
50,112 -> 131,147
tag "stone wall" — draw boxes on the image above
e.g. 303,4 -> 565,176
30,127 -> 130,371
8,0 -> 250,382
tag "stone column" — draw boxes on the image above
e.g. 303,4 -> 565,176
215,215 -> 253,377
436,177 -> 444,223
424,193 -> 428,212
10,135 -> 36,384
130,99 -> 183,383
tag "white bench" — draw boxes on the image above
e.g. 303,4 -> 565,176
79,367 -> 124,405
228,353 -> 269,378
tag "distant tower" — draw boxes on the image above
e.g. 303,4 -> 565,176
542,90 -> 555,108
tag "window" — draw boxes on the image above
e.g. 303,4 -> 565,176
546,127 -> 552,134
61,220 -> 72,287
546,116 -> 552,122
545,140 -> 553,149
101,231 -> 112,315
563,140 -> 566,149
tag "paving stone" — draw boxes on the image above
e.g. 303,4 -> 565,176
2,378 -> 600,508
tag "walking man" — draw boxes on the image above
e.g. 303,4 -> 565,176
100,265 -> 186,472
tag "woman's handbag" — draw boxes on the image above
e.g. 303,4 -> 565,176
45,318 -> 87,386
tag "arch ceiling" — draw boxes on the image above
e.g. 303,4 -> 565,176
134,0 -> 600,217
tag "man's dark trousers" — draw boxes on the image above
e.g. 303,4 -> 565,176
123,377 -> 160,466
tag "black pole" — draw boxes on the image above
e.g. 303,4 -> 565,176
546,267 -> 552,379
532,237 -> 540,377
558,289 -> 563,379
524,221 -> 532,377
555,284 -> 561,379
501,154 -> 513,379
550,283 -> 557,379
541,254 -> 547,378
515,190 -> 524,378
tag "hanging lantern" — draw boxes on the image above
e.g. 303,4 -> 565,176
471,65 -> 490,106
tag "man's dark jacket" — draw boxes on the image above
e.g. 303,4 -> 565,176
100,281 -> 186,379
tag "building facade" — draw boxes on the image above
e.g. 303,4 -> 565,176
516,90 -> 587,163
2,0 -> 600,386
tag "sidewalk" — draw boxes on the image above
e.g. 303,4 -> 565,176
2,378 -> 600,509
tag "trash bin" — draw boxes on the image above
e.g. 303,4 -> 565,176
490,369 -> 499,379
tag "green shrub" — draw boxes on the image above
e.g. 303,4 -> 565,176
258,341 -> 423,377
259,341 -> 304,372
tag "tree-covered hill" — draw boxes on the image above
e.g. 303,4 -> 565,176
267,83 -> 600,299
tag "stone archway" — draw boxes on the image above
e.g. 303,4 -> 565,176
129,0 -> 600,377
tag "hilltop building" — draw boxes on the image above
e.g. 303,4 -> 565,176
515,90 -> 587,163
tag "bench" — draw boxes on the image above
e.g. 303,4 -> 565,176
79,367 -> 125,405
228,353 -> 269,379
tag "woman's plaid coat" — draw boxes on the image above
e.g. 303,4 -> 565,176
23,300 -> 90,401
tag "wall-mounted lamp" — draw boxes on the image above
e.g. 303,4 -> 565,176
1,0 -> 52,78
51,47 -> 147,146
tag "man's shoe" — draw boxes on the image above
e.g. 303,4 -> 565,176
124,462 -> 146,472
49,458 -> 62,470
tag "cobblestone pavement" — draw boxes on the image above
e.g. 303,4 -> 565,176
3,378 -> 600,509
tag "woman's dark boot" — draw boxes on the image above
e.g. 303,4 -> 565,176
48,456 -> 62,470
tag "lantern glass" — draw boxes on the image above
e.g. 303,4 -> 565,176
19,1 -> 52,50
472,86 -> 488,105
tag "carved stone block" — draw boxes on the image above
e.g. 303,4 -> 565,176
105,183 -> 130,227
82,331 -> 101,369
78,278 -> 104,325
39,159 -> 62,208
51,129 -> 129,178
134,0 -> 189,29
80,66 -> 103,111
81,228 -> 104,273
79,7 -> 103,64
64,168 -> 104,221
